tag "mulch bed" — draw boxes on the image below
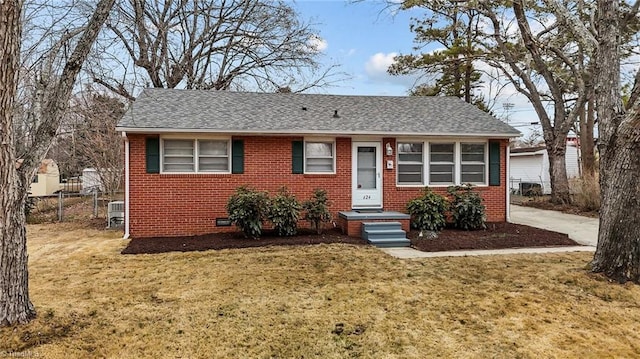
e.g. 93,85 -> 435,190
410,222 -> 578,252
122,228 -> 367,254
122,222 -> 580,255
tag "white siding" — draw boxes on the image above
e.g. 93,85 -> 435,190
509,143 -> 582,195
509,154 -> 546,193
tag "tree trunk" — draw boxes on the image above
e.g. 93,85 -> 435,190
0,0 -> 35,325
591,0 -> 640,283
0,184 -> 35,325
580,94 -> 597,177
591,120 -> 640,282
0,0 -> 115,326
546,140 -> 571,204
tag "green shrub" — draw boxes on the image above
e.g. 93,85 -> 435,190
447,184 -> 486,230
226,186 -> 270,239
303,189 -> 332,234
406,188 -> 448,231
267,187 -> 302,236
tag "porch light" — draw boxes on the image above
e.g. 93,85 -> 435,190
385,142 -> 393,156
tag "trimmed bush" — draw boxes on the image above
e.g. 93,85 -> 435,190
226,186 -> 270,239
303,189 -> 332,234
447,184 -> 486,230
267,187 -> 302,236
406,188 -> 448,231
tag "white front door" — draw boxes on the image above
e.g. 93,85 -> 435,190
352,142 -> 382,208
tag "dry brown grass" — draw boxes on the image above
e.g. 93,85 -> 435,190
570,174 -> 601,212
2,223 -> 640,358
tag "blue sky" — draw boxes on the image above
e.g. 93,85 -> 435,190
290,0 -> 540,132
292,0 -> 424,96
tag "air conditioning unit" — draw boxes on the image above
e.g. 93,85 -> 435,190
107,201 -> 125,228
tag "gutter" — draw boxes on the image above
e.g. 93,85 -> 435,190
506,145 -> 511,222
122,131 -> 130,240
114,127 -> 521,139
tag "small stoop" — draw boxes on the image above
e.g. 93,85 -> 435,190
361,222 -> 410,248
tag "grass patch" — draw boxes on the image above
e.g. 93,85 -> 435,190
3,222 -> 640,357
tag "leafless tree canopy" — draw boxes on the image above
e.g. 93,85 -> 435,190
90,0 -> 342,99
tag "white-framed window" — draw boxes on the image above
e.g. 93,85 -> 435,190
162,138 -> 230,173
429,143 -> 455,185
460,143 -> 486,184
305,141 -> 335,173
395,140 -> 489,186
397,142 -> 423,185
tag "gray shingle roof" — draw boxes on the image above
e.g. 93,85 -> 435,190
117,89 -> 520,137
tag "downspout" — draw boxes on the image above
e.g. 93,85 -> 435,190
506,144 -> 511,222
123,131 -> 130,239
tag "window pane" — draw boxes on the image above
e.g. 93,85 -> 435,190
305,141 -> 334,172
461,164 -> 485,183
199,140 -> 228,156
306,142 -> 332,157
430,143 -> 454,154
199,157 -> 229,172
429,143 -> 454,184
430,173 -> 454,183
461,172 -> 485,183
431,153 -> 454,162
164,140 -> 194,156
306,158 -> 333,172
461,143 -> 484,153
399,153 -> 422,162
163,140 -> 194,172
429,163 -> 454,184
398,143 -> 423,153
461,143 -> 485,162
398,173 -> 423,183
430,143 -> 454,163
398,143 -> 423,184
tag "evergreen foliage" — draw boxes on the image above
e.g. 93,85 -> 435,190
406,188 -> 448,231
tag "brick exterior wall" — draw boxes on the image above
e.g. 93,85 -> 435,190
127,134 -> 509,238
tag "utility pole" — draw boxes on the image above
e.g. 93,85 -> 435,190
502,102 -> 514,124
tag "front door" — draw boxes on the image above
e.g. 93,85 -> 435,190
352,142 -> 382,208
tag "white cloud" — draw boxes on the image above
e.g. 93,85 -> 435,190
364,52 -> 398,78
307,35 -> 328,53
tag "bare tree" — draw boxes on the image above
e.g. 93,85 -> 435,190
478,0 -> 589,204
0,0 -> 115,326
90,0 -> 342,98
590,0 -> 640,282
545,0 -> 640,282
72,91 -> 125,199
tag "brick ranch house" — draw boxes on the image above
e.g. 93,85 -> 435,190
116,89 -> 520,239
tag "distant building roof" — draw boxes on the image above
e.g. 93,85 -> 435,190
510,146 -> 546,154
117,89 -> 521,138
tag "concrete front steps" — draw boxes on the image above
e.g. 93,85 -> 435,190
361,222 -> 410,248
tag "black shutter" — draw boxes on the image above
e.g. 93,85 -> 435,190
292,141 -> 304,174
231,139 -> 244,174
146,137 -> 160,174
489,140 -> 501,186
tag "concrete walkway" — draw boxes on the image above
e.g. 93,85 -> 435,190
380,205 -> 599,259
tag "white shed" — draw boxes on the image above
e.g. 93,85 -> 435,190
509,142 -> 580,194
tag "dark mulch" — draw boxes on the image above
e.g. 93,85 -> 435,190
122,228 -> 367,255
410,222 -> 578,252
123,222 -> 581,255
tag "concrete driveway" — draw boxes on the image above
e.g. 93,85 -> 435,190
510,205 -> 599,246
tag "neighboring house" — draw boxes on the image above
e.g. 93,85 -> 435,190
509,141 -> 580,195
29,159 -> 61,196
116,89 -> 520,239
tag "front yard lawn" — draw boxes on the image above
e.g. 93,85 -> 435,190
2,222 -> 638,358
